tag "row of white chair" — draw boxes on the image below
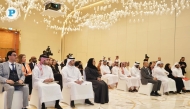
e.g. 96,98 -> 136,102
117,78 -> 177,96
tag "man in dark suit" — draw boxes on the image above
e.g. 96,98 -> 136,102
141,61 -> 161,96
179,57 -> 187,75
29,56 -> 37,71
0,51 -> 29,109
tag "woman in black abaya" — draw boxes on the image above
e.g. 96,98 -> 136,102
85,58 -> 109,104
165,63 -> 185,93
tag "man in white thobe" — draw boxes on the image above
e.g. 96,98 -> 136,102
33,54 -> 63,109
101,56 -> 106,65
131,62 -> 141,79
107,57 -> 112,66
172,62 -> 190,91
100,60 -> 118,88
115,56 -> 120,64
119,62 -> 140,92
61,56 -> 94,108
125,62 -> 131,74
152,61 -> 176,95
111,61 -> 120,76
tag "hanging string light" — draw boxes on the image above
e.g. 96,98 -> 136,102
0,0 -> 189,36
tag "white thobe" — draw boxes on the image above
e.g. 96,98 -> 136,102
61,65 -> 94,100
111,66 -> 120,75
100,65 -> 118,85
131,66 -> 141,79
115,59 -> 120,64
119,68 -> 140,88
107,60 -> 112,66
153,67 -> 176,92
32,65 -> 63,104
125,67 -> 131,76
172,68 -> 190,90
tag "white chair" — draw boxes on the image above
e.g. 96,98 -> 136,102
61,87 -> 86,105
30,88 -> 55,109
117,79 -> 128,91
138,83 -> 153,96
2,91 -> 23,109
0,84 -> 23,109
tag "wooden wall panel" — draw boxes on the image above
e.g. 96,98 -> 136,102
0,30 -> 19,58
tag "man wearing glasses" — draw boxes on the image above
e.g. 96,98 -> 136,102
0,51 -> 29,109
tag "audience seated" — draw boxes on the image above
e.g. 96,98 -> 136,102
152,61 -> 176,95
0,51 -> 29,109
1,51 -> 189,108
85,58 -> 109,104
29,56 -> 37,71
100,60 -> 118,89
125,62 -> 131,73
141,61 -> 161,96
49,59 -> 63,90
119,62 -> 140,92
18,54 -> 33,99
32,54 -> 63,109
165,63 -> 185,94
148,61 -> 156,75
61,55 -> 94,108
172,62 -> 190,91
111,61 -> 119,76
131,62 -> 141,79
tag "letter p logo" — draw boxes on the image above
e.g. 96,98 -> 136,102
6,7 -> 18,19
8,9 -> 16,17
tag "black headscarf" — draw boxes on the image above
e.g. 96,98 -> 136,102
164,63 -> 172,73
87,58 -> 98,70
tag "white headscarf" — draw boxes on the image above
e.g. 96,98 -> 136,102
134,61 -> 140,66
154,61 -> 163,68
66,57 -> 75,66
152,61 -> 163,77
171,62 -> 179,70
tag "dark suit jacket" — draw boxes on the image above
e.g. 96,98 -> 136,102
140,67 -> 153,85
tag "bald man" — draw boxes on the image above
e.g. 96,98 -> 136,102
140,61 -> 161,96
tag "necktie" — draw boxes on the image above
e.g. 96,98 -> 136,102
11,63 -> 15,70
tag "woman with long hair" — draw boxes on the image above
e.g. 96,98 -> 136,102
49,59 -> 63,90
18,54 -> 33,99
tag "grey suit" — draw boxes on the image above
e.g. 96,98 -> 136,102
0,62 -> 29,109
140,67 -> 161,91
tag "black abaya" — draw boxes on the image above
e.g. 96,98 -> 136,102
165,66 -> 184,93
51,66 -> 63,90
85,67 -> 109,104
24,75 -> 32,95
